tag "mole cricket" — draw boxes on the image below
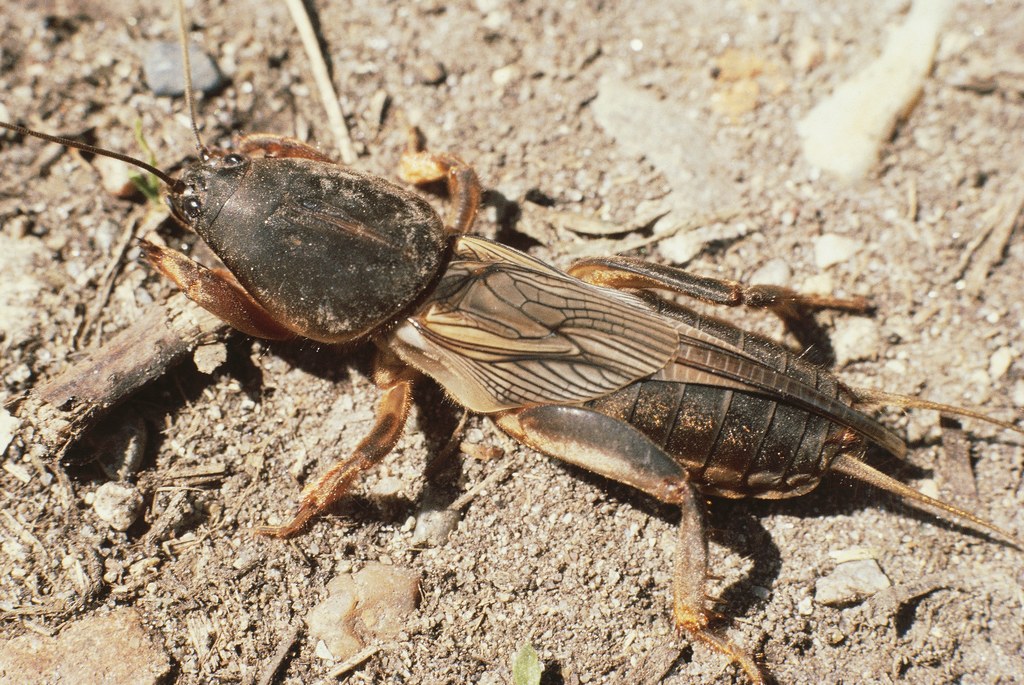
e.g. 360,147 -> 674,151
2,1 -> 1022,682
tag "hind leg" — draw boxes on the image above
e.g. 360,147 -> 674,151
569,257 -> 869,322
496,405 -> 768,683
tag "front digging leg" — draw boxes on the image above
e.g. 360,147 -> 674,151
495,405 -> 768,684
233,133 -> 337,162
141,241 -> 295,340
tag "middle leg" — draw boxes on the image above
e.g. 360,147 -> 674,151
569,257 -> 870,365
569,257 -> 870,324
398,128 -> 481,235
255,351 -> 417,538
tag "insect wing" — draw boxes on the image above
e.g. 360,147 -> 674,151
394,237 -> 680,412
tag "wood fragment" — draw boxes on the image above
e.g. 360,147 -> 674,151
327,644 -> 381,679
843,573 -> 949,629
76,208 -> 169,349
961,188 -> 1024,298
256,624 -> 301,685
540,206 -> 640,236
11,293 -> 227,459
448,459 -> 513,511
938,417 -> 979,504
522,206 -> 742,260
620,641 -> 684,684
906,177 -> 918,222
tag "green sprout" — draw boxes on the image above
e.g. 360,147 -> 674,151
512,643 -> 542,685
128,119 -> 162,204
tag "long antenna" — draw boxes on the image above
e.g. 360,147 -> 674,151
0,121 -> 178,188
0,1 -> 211,189
176,0 -> 206,155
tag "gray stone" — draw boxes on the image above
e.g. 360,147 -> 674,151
813,233 -> 862,269
93,482 -> 144,531
412,506 -> 460,546
306,563 -> 420,661
192,342 -> 228,375
831,317 -> 882,366
143,42 -> 224,97
593,75 -> 735,218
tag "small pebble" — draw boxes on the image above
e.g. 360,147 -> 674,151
369,476 -> 404,500
801,272 -> 835,297
92,154 -> 140,198
93,482 -> 144,531
813,233 -> 862,269
988,346 -> 1015,381
917,478 -> 940,500
831,317 -> 881,366
491,65 -> 519,87
1011,379 -> 1024,408
143,42 -> 224,97
0,408 -> 21,455
749,258 -> 792,287
192,342 -> 228,375
411,507 -> 460,546
416,58 -> 447,86
790,36 -> 824,74
474,0 -> 503,13
314,640 -> 336,661
814,559 -> 891,606
306,563 -> 420,661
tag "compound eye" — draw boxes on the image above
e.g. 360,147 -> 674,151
183,196 -> 203,219
223,153 -> 245,167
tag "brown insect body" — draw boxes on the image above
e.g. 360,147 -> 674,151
153,144 -> 1021,683
587,363 -> 855,501
2,127 -> 1018,684
3,4 -> 1022,683
596,294 -> 875,500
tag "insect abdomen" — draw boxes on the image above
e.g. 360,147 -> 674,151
585,302 -> 863,499
586,380 -> 852,498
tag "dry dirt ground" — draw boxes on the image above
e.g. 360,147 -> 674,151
2,1 -> 1023,683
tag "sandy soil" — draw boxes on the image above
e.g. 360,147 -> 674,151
1,1 -> 1022,683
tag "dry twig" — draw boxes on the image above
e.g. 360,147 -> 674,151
12,293 -> 227,459
284,0 -> 357,164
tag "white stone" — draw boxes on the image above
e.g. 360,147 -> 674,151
306,563 -> 420,661
814,233 -> 862,269
797,0 -> 955,180
832,317 -> 882,366
988,346 -> 1015,381
814,559 -> 891,606
93,482 -> 144,531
